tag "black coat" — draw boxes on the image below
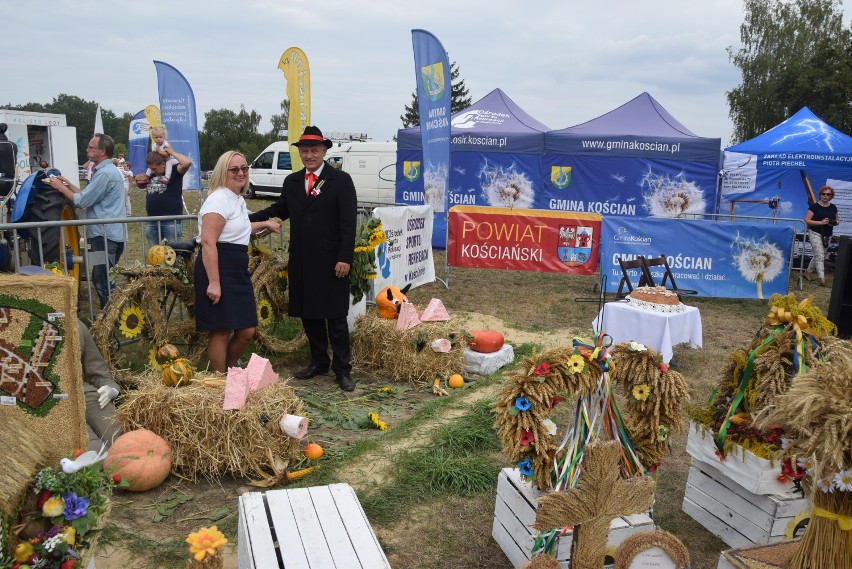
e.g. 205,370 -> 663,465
249,163 -> 357,319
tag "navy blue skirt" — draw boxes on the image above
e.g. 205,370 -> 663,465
194,243 -> 258,331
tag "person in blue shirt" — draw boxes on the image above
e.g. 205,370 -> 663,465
44,133 -> 127,307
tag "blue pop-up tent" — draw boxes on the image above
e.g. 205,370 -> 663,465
396,88 -> 550,247
543,92 -> 721,218
720,107 -> 852,235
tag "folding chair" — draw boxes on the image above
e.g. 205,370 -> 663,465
615,256 -> 655,299
639,254 -> 698,296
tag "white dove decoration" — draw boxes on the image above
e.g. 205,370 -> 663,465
60,443 -> 108,474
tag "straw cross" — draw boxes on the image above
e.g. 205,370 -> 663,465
532,441 -> 655,569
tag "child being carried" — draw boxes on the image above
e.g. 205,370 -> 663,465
146,125 -> 179,184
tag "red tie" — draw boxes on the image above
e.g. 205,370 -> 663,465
306,172 -> 317,195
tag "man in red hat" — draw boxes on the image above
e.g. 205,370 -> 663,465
249,126 -> 358,391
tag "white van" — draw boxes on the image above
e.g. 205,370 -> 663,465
248,140 -> 397,203
247,141 -> 292,198
325,142 -> 397,205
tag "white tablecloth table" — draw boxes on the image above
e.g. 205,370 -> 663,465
592,301 -> 703,363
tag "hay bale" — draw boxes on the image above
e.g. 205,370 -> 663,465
0,412 -> 56,519
115,373 -> 304,482
351,311 -> 466,385
0,274 -> 87,470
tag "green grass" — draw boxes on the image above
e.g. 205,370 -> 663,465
359,398 -> 502,524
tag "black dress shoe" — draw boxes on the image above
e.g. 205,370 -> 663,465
294,364 -> 329,379
336,373 -> 356,392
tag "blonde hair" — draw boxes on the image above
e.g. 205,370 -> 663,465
150,125 -> 167,137
209,151 -> 249,195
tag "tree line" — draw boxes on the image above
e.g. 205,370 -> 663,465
2,96 -> 290,170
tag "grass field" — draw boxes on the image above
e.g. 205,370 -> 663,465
88,189 -> 840,568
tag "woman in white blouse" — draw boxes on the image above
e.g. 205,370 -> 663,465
195,151 -> 280,372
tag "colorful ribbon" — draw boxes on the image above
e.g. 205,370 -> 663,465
572,332 -> 613,372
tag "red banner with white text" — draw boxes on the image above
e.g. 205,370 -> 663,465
448,206 -> 601,274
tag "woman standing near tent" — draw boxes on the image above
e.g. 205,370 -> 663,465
804,185 -> 840,286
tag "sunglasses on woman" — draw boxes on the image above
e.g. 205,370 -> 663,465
820,192 -> 832,197
228,165 -> 250,173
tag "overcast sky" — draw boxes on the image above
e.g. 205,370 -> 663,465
3,1 -> 848,147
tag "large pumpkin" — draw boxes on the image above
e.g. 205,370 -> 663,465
146,244 -> 176,266
375,284 -> 411,319
468,330 -> 505,353
103,429 -> 172,492
162,357 -> 194,387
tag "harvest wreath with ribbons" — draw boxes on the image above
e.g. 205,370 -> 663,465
495,334 -> 689,557
689,293 -> 839,464
495,333 -> 689,490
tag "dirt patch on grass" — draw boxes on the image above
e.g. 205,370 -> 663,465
336,382 -> 502,490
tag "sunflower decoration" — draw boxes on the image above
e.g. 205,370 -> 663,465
119,304 -> 145,338
350,218 -> 386,303
632,384 -> 651,401
368,411 -> 388,431
567,354 -> 586,374
148,346 -> 163,371
257,298 -> 274,326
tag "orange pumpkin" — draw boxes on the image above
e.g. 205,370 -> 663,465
303,442 -> 324,460
162,357 -> 194,387
146,244 -> 176,266
468,330 -> 505,353
448,374 -> 464,388
103,429 -> 172,491
375,284 -> 411,319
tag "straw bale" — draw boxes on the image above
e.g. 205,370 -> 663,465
0,274 -> 87,473
115,372 -> 305,482
351,311 -> 465,384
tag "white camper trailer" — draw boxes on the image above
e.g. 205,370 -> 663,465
248,140 -> 396,204
0,109 -> 78,184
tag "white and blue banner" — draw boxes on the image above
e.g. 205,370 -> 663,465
600,216 -> 795,299
127,109 -> 149,176
153,60 -> 201,190
372,205 -> 435,293
411,29 -> 451,247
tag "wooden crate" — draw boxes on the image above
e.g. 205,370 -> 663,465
682,458 -> 809,548
492,468 -> 654,568
717,539 -> 802,568
238,483 -> 391,569
686,421 -> 794,496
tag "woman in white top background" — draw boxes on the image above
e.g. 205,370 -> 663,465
195,150 -> 280,372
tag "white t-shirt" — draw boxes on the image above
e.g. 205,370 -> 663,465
197,187 -> 251,245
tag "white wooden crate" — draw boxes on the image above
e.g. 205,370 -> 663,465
682,458 -> 809,548
237,483 -> 391,569
492,468 -> 654,568
686,421 -> 795,496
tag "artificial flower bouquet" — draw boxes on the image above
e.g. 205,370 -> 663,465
350,217 -> 386,303
0,460 -> 123,569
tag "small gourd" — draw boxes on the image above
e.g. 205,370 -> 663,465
375,284 -> 411,319
147,243 -> 177,266
156,342 -> 179,364
162,357 -> 194,387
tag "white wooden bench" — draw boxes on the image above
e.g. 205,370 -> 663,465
237,482 -> 391,568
